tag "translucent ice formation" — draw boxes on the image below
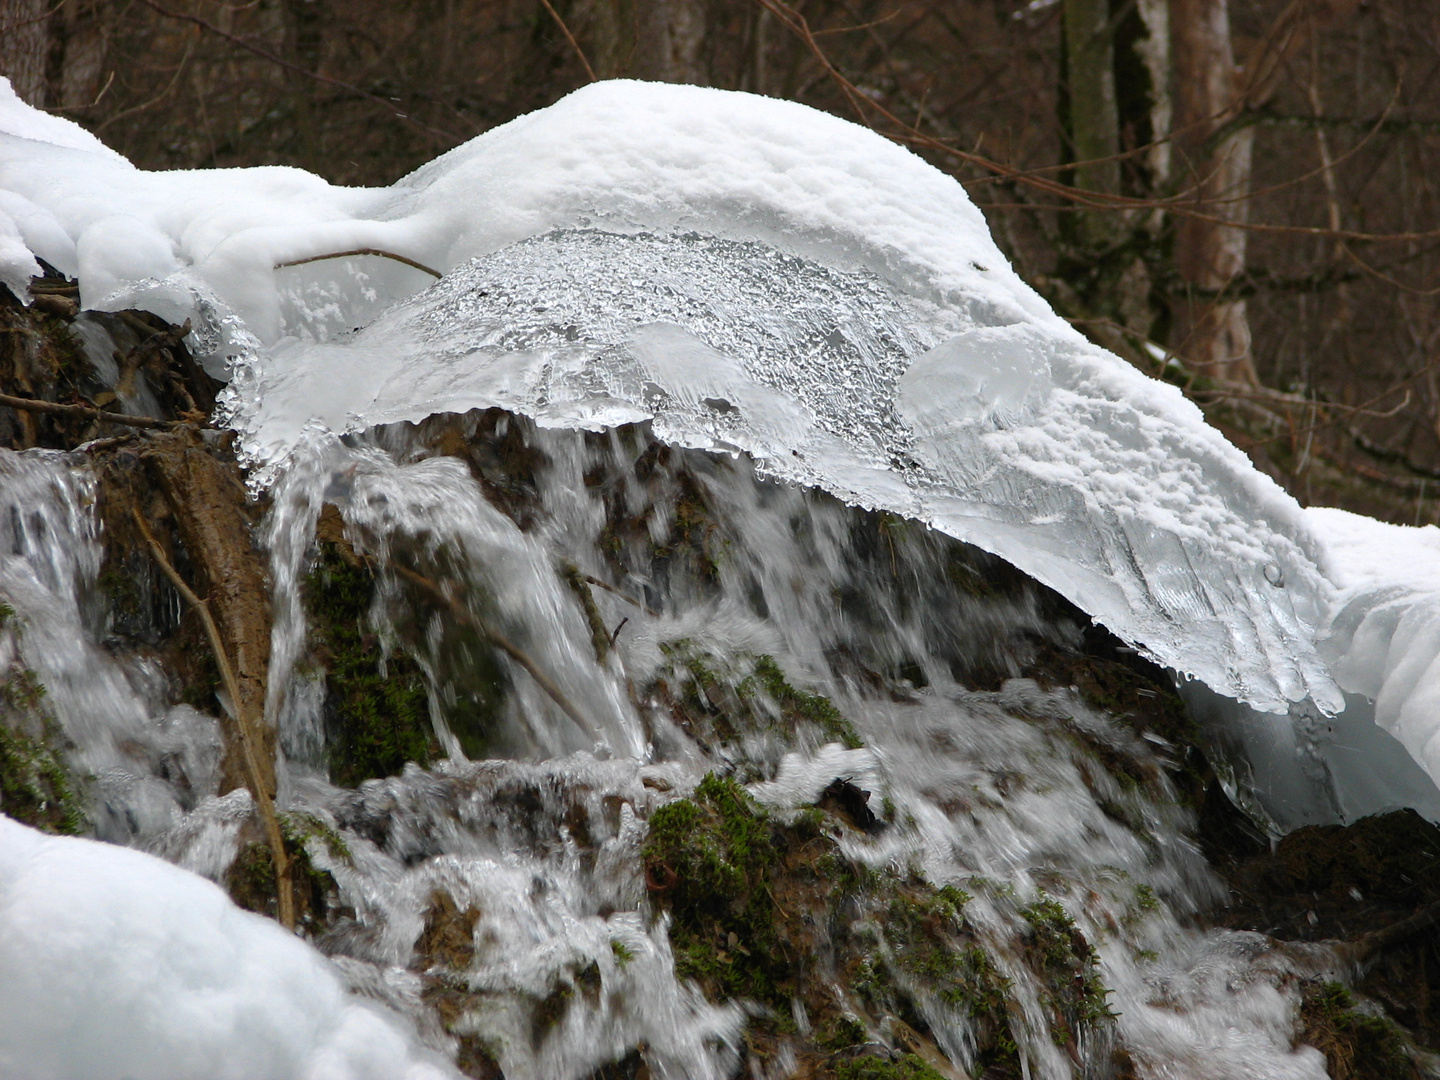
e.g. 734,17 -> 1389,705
1306,507 -> 1440,786
0,79 -> 1340,715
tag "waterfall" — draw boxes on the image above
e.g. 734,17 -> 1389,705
0,419 -> 1356,1079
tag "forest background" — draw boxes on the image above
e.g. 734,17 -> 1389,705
2,0 -> 1438,526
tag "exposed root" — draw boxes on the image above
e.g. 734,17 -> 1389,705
132,508 -> 295,930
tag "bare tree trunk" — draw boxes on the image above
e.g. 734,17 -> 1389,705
0,0 -> 51,106
634,0 -> 706,84
1171,0 -> 1257,384
1065,0 -> 1121,215
587,0 -> 635,79
50,1 -> 106,111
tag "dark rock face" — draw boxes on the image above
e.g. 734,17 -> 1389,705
1215,809 -> 1440,1055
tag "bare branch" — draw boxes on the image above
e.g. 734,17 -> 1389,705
278,248 -> 442,278
537,0 -> 597,82
0,392 -> 191,431
131,508 -> 295,931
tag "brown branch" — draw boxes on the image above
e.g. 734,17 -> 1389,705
562,562 -> 612,662
391,564 -> 590,730
1340,898 -> 1440,967
0,392 -> 190,431
580,572 -> 659,617
536,0 -> 596,82
277,248 -> 442,278
131,508 -> 294,931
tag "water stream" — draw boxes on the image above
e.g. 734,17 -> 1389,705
0,417 -> 1350,1079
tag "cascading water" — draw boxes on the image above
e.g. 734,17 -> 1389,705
0,414 -> 1360,1080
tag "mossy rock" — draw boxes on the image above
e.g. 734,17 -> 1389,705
1299,982 -> 1419,1080
1018,894 -> 1114,1043
304,543 -> 439,785
644,771 -> 1031,1076
650,643 -> 861,761
226,812 -> 350,931
643,772 -> 789,1004
829,1054 -> 949,1080
0,660 -> 86,836
0,722 -> 86,835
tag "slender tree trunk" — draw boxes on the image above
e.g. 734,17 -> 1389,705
1170,0 -> 1257,384
634,0 -> 706,84
587,0 -> 634,80
1065,0 -> 1121,224
144,433 -> 276,798
0,0 -> 51,106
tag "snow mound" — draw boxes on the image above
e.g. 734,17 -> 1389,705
0,77 -> 1340,713
0,815 -> 458,1080
1307,506 -> 1440,783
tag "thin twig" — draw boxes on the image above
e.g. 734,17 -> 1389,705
277,248 -> 442,278
537,0 -> 597,82
608,616 -> 629,650
131,509 -> 295,930
752,0 -> 1440,245
1341,897 -> 1440,966
582,573 -> 660,617
391,564 -> 591,730
0,392 -> 191,431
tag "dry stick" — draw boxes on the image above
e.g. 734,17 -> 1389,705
390,564 -> 590,730
1340,897 -> 1440,967
131,509 -> 295,931
0,392 -> 190,431
536,0 -> 597,82
562,563 -> 613,662
277,249 -> 442,279
581,573 -> 661,618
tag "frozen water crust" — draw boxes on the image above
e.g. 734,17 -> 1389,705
0,78 -> 1338,713
1306,507 -> 1440,785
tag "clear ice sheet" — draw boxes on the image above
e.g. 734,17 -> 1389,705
231,229 -> 1340,716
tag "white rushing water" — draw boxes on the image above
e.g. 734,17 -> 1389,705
0,427 -> 1360,1080
2,75 -> 1439,1080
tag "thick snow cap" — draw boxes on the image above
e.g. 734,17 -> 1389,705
0,77 -> 1340,716
0,815 -> 456,1080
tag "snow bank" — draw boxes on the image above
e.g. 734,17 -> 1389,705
1306,506 -> 1440,785
0,815 -> 457,1080
0,77 -> 1340,714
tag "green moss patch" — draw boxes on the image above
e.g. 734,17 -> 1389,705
831,1054 -> 949,1080
643,772 -> 788,1003
1018,895 -> 1114,1045
1299,982 -> 1418,1080
0,721 -> 85,835
304,543 -> 438,786
643,771 -> 1039,1077
650,642 -> 861,761
226,811 -> 351,932
0,661 -> 86,835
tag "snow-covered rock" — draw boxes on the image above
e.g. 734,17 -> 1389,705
0,815 -> 455,1080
